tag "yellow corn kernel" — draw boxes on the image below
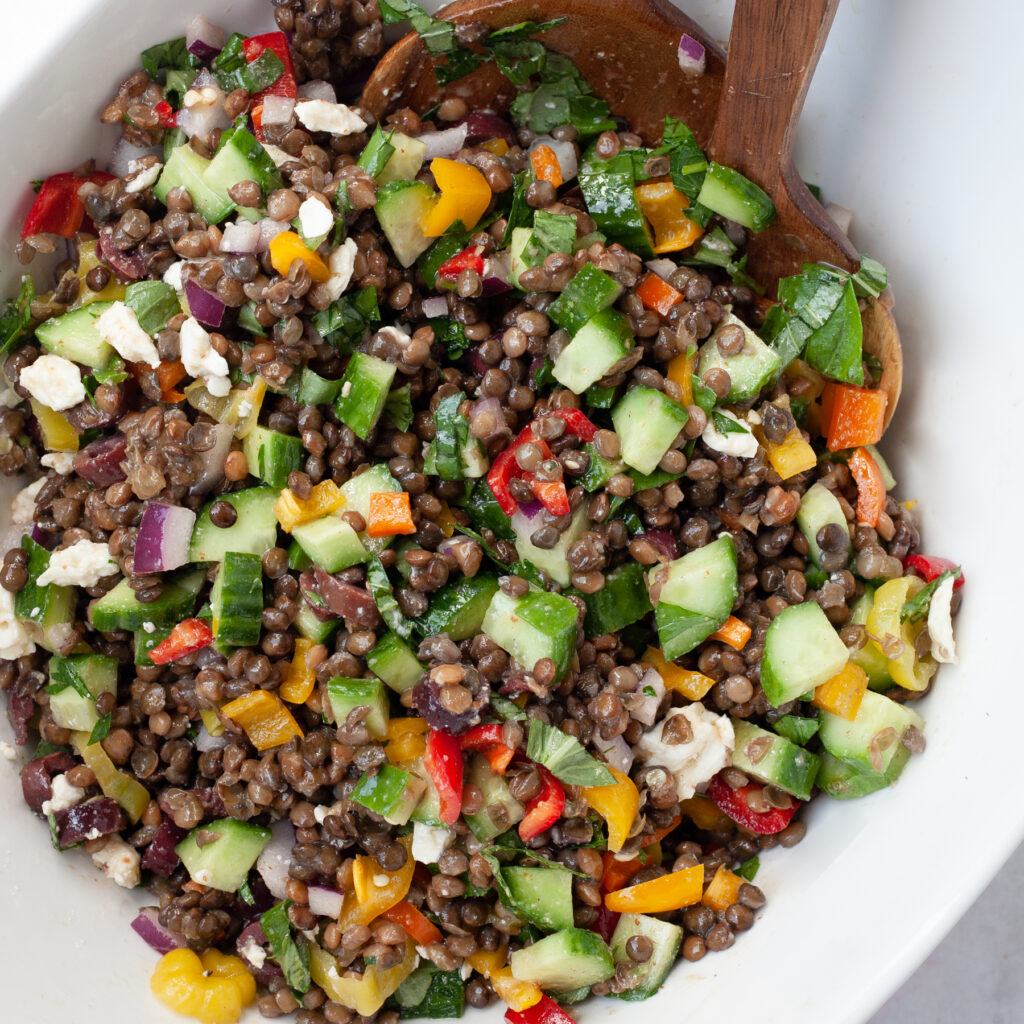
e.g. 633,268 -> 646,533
642,647 -> 715,700
702,865 -> 745,911
220,690 -> 303,751
274,479 -> 346,533
812,661 -> 869,721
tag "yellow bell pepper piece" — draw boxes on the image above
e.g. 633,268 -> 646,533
642,647 -> 715,700
582,766 -> 639,854
268,230 -> 331,283
702,865 -> 745,911
466,948 -> 543,1012
386,718 -> 428,763
29,399 -> 79,451
635,181 -> 704,253
220,690 -> 303,751
421,158 -> 491,237
866,576 -> 937,692
760,426 -> 817,481
309,940 -> 418,1017
812,661 -> 869,721
679,795 -> 732,832
71,730 -> 149,823
274,479 -> 346,533
339,835 -> 415,928
199,708 -> 225,737
605,863 -> 704,914
479,138 -> 510,157
436,500 -> 456,538
151,949 -> 256,1024
279,638 -> 317,705
72,240 -> 127,306
221,376 -> 267,439
665,349 -> 695,407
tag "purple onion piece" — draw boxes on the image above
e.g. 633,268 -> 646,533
186,14 -> 227,60
641,528 -> 679,561
72,433 -> 128,487
468,346 -> 490,377
417,123 -> 469,160
420,295 -> 448,319
677,33 -> 707,76
481,252 -> 511,296
629,668 -> 667,727
467,396 -> 504,441
54,798 -> 126,847
257,217 -> 289,253
29,523 -> 55,549
134,502 -> 197,574
20,751 -> 76,812
644,258 -> 678,282
185,278 -> 226,328
600,733 -> 634,775
454,111 -> 516,147
261,94 -> 296,126
307,885 -> 345,919
141,819 -> 187,877
516,500 -> 544,522
313,568 -> 381,628
256,819 -> 294,900
132,907 -> 187,955
297,80 -> 336,102
191,787 -> 227,820
219,219 -> 261,254
236,920 -> 283,984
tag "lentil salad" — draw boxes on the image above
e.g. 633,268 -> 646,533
0,2 -> 963,1024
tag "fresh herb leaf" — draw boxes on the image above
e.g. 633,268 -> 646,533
522,210 -> 577,268
88,713 -> 113,745
124,279 -> 180,336
212,38 -> 285,94
164,68 -> 198,109
377,0 -> 456,54
367,557 -> 414,639
48,812 -> 62,850
690,374 -> 717,413
902,567 -> 961,624
488,17 -> 567,41
260,901 -> 312,996
508,560 -> 545,589
802,278 -> 863,385
313,286 -> 381,350
238,301 -> 267,338
434,47 -> 487,87
384,384 -> 414,432
712,411 -> 750,436
501,169 -> 535,245
737,855 -> 760,881
489,38 -> 547,85
758,304 -> 811,368
432,391 -> 468,481
532,358 -> 555,392
661,116 -> 708,201
778,263 -> 847,330
454,522 -> 508,568
140,37 -> 199,78
45,660 -> 91,699
428,317 -> 470,359
489,693 -> 528,722
772,714 -> 820,746
0,276 -> 35,361
33,740 -> 70,758
526,719 -> 614,786
358,124 -> 397,179
238,879 -> 255,906
851,254 -> 888,299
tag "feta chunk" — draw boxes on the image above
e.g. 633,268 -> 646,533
142,621 -> 156,634
325,238 -> 358,302
124,159 -> 163,195
37,539 -> 118,588
41,773 -> 86,816
635,705 -> 735,800
411,822 -> 455,865
96,301 -> 161,369
41,452 -> 75,474
701,409 -> 760,459
0,741 -> 17,760
239,936 -> 267,971
12,477 -> 45,523
89,835 -> 141,888
163,261 -> 186,292
928,574 -> 959,664
0,586 -> 34,660
19,354 -> 85,411
179,317 -> 231,397
295,99 -> 367,136
298,196 -> 334,240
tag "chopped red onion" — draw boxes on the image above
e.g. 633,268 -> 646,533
630,668 -> 667,727
261,94 -> 296,125
220,219 -> 262,254
468,346 -> 490,377
257,217 -> 289,253
481,252 -> 511,296
514,500 -> 544,522
529,136 -> 579,182
141,819 -> 187,877
420,295 -> 448,319
644,258 -> 678,282
236,921 -> 282,984
256,819 -> 294,899
191,422 -> 234,495
678,33 -> 707,76
418,123 -> 469,160
185,278 -> 226,328
134,502 -> 197,574
298,80 -> 337,102
599,733 -> 634,775
186,15 -> 226,61
308,885 -> 345,919
454,111 -> 516,147
29,523 -> 55,549
825,201 -> 854,236
132,907 -> 188,955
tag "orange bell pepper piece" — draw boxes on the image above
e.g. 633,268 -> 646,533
635,181 -> 704,253
279,637 -> 317,704
604,863 -> 704,913
678,795 -> 732,831
642,647 -> 715,700
529,144 -> 564,188
274,479 -> 346,532
466,948 -> 542,1012
479,138 -> 510,157
268,230 -> 330,283
366,491 -> 416,537
812,661 -> 869,721
702,865 -> 745,911
759,426 -> 817,480
709,615 -> 752,651
421,158 -> 491,237
220,690 -> 304,751
600,815 -> 682,892
435,500 -> 456,538
823,382 -> 888,451
848,446 -> 887,527
379,899 -> 442,946
636,272 -> 684,317
339,836 -> 415,928
582,766 -> 640,854
665,348 -> 695,406
385,718 -> 428,763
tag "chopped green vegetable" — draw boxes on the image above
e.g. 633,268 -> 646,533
526,719 -> 615,787
260,901 -> 311,997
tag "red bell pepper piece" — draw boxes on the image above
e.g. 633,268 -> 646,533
546,407 -> 598,442
148,618 -> 213,666
529,477 -> 570,516
436,244 -> 486,283
518,765 -> 565,841
506,995 -> 577,1024
904,553 -> 964,590
154,101 -> 177,128
423,729 -> 464,825
460,723 -> 516,774
21,170 -> 115,239
243,31 -> 298,102
706,774 -> 799,835
486,421 -> 576,518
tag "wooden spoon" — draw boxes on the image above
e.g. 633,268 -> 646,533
360,0 -> 902,424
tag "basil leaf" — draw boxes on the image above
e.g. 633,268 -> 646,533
214,47 -> 284,95
489,693 -> 527,722
45,661 -> 91,699
901,568 -> 961,624
758,305 -> 811,368
428,317 -> 470,358
661,116 -> 708,201
772,714 -> 820,746
124,279 -> 180,336
487,17 -> 567,41
802,278 -> 864,385
0,276 -> 34,361
690,374 -> 717,413
851,254 -> 888,299
366,557 -> 414,639
501,169 -> 535,245
358,124 -> 397,179
313,286 -> 381,350
432,391 -> 467,481
260,901 -> 312,996
88,713 -> 112,746
384,384 -> 414,432
434,47 -> 487,86
140,37 -> 199,78
377,0 -> 456,54
522,210 -> 577,269
238,879 -> 255,906
526,719 -> 614,786
712,411 -> 750,436
508,560 -> 545,590
777,263 -> 847,330
737,855 -> 760,881
490,38 -> 548,85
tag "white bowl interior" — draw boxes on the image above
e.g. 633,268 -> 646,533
0,1 -> 1021,1022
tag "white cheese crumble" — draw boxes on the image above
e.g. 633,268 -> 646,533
12,477 -> 45,523
41,773 -> 86,816
37,539 -> 118,588
142,621 -> 156,634
19,354 -> 86,411
240,936 -> 267,970
701,409 -> 760,460
411,822 -> 455,865
295,99 -> 368,136
96,301 -> 161,369
179,317 -> 231,397
124,159 -> 163,195
325,238 -> 358,303
340,381 -> 352,398
0,741 -> 17,760
90,835 -> 141,888
0,578 -> 34,660
298,196 -> 334,240
40,452 -> 75,474
163,261 -> 186,292
928,574 -> 959,664
635,705 -> 735,800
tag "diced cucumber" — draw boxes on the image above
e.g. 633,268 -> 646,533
502,866 -> 575,933
481,588 -> 579,680
609,913 -> 682,1001
293,602 -> 340,645
89,569 -> 205,632
611,386 -> 689,476
578,150 -> 654,259
761,601 -> 850,707
578,442 -> 624,492
695,162 -> 775,233
730,720 -> 820,800
15,537 -> 74,650
508,226 -> 533,289
326,677 -> 389,739
407,758 -> 444,827
509,928 -> 615,991
376,132 -> 428,186
48,654 -> 119,732
204,125 -> 283,210
366,631 -> 425,694
374,180 -> 437,267
416,574 -> 500,641
816,749 -> 898,800
580,562 -> 653,637
510,504 -> 588,588
547,264 -> 624,335
463,753 -> 524,842
552,308 -> 633,395
35,302 -> 114,368
339,463 -> 403,557
697,312 -> 782,403
295,367 -> 342,405
796,482 -> 851,570
189,486 -> 279,563
175,817 -> 272,892
242,425 -> 305,490
849,588 -> 892,691
335,351 -> 397,440
351,764 -> 425,826
210,552 -> 262,648
652,536 -> 737,659
155,144 -> 235,225
291,516 -> 367,573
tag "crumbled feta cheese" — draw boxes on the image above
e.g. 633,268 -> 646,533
325,238 -> 358,302
142,621 -> 156,634
40,452 -> 75,474
340,381 -> 352,398
298,196 -> 334,240
701,409 -> 760,459
96,301 -> 161,369
37,539 -> 118,588
411,822 -> 455,865
0,579 -> 34,660
41,774 -> 86,816
84,828 -> 103,841
635,705 -> 735,800
163,261 -> 186,292
373,873 -> 389,887
240,936 -> 267,970
0,741 -> 16,760
12,477 -> 45,523
313,801 -> 344,824
19,354 -> 86,411
90,835 -> 141,888
461,963 -> 472,981
179,317 -> 231,397
237,400 -> 253,421
928,575 -> 958,664
295,99 -> 368,136
124,159 -> 163,195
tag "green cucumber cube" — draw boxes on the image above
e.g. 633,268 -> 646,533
552,308 -> 634,395
611,386 -> 689,475
481,588 -> 579,680
818,690 -> 923,782
761,601 -> 850,708
509,928 -> 615,991
335,351 -> 398,441
609,913 -> 682,1001
730,720 -> 820,800
242,425 -> 305,490
48,655 -> 119,733
374,180 -> 436,267
415,574 -> 500,642
327,677 -> 390,739
547,264 -> 624,334
463,754 -> 524,842
510,505 -> 588,588
796,482 -> 852,570
580,561 -> 653,637
502,866 -> 574,932
35,302 -> 114,368
293,602 -> 340,645
89,569 -> 205,633
338,463 -> 403,557
155,144 -> 235,225
210,552 -> 263,648
189,486 -> 279,563
816,749 -> 901,800
697,312 -> 782,403
291,515 -> 367,573
350,764 -> 425,825
366,631 -> 425,694
175,817 -> 271,892
376,132 -> 428,185
695,161 -> 775,233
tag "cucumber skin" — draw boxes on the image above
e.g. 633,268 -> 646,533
761,601 -> 850,708
35,303 -> 114,368
366,631 -> 425,694
89,569 -> 205,633
175,817 -> 271,892
817,749 -> 902,799
415,574 -> 500,642
481,588 -> 580,680
211,552 -> 263,648
611,386 -> 689,476
189,486 -> 279,563
580,562 -> 653,637
509,928 -> 615,990
501,866 -> 575,932
731,719 -> 821,800
548,263 -> 624,335
609,912 -> 683,1001
335,351 -> 397,441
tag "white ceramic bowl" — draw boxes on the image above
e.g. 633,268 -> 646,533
0,1 -> 1020,1022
